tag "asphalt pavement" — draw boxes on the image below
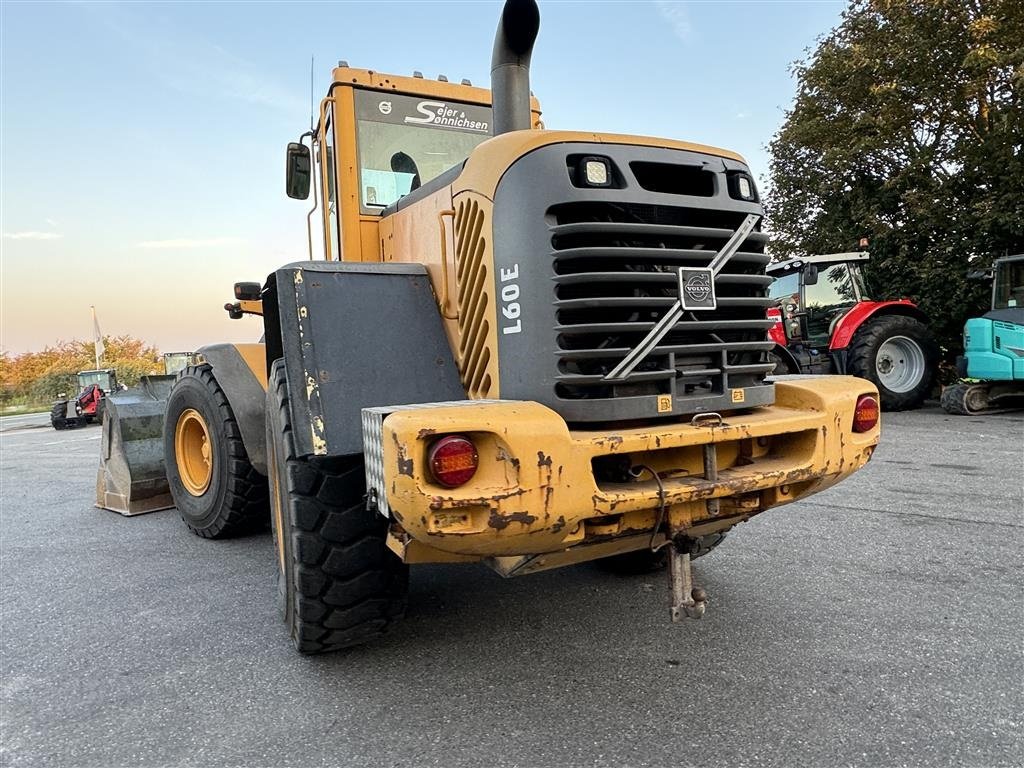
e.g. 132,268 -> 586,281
1,406 -> 1022,768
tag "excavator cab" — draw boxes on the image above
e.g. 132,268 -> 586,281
942,254 -> 1024,414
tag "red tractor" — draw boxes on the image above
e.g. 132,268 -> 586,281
766,252 -> 938,410
50,369 -> 118,430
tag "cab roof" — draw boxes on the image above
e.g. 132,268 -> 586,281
766,251 -> 869,275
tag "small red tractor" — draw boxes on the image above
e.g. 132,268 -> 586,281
766,252 -> 938,410
50,369 -> 118,430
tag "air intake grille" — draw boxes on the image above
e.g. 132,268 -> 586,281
550,201 -> 775,402
454,197 -> 494,398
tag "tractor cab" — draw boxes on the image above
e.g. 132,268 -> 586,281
77,369 -> 117,394
767,252 -> 869,346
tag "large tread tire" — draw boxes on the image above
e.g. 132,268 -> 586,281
599,532 -> 729,575
266,360 -> 407,654
165,364 -> 268,538
50,401 -> 69,430
847,314 -> 938,411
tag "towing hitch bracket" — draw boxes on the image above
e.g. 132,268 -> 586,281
669,546 -> 707,621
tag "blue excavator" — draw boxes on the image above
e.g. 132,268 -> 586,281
942,254 -> 1024,414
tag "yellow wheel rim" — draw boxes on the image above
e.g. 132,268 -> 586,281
174,408 -> 213,496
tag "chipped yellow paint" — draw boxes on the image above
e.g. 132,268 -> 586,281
311,426 -> 327,455
237,299 -> 263,316
377,377 -> 880,560
294,270 -> 303,284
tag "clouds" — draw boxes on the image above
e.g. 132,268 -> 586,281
136,237 -> 243,249
655,1 -> 692,43
3,231 -> 63,241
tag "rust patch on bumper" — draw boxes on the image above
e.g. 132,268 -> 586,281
488,510 -> 538,530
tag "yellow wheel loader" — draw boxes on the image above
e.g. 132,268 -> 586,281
101,0 -> 880,653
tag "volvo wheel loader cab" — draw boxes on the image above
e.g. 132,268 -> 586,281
145,0 -> 881,653
766,252 -> 938,410
942,254 -> 1024,414
51,368 -> 117,429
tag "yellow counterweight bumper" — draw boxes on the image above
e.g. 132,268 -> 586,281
363,377 -> 879,569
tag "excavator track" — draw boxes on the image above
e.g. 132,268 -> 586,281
941,382 -> 994,415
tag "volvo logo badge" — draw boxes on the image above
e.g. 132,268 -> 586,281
678,267 -> 717,311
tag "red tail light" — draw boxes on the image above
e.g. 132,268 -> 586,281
853,394 -> 880,433
427,435 -> 479,488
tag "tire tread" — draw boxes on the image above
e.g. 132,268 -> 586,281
268,361 -> 407,654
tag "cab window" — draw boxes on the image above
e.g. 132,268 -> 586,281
353,90 -> 492,212
768,272 -> 799,302
804,263 -> 858,308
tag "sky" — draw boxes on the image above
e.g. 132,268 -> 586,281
0,0 -> 846,355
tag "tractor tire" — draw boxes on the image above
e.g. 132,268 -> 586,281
50,401 -> 69,430
91,397 -> 106,425
598,531 -> 729,575
266,360 -> 407,654
847,315 -> 938,411
164,364 -> 268,538
768,348 -> 798,376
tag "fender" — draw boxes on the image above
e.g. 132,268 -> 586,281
195,343 -> 268,475
770,344 -> 801,374
263,261 -> 465,459
829,300 -> 928,351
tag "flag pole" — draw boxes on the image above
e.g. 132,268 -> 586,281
91,305 -> 101,369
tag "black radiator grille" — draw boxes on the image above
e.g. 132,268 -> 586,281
550,201 -> 775,402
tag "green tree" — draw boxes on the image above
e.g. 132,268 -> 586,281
765,0 -> 1024,355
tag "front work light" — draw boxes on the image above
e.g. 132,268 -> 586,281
578,156 -> 613,188
427,435 -> 479,488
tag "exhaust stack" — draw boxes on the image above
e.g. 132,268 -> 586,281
491,0 -> 540,135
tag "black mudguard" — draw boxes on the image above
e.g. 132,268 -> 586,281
262,262 -> 465,459
196,344 -> 269,475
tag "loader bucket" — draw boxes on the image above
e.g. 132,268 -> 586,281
95,375 -> 177,516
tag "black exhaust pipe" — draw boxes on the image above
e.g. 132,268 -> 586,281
491,0 -> 540,135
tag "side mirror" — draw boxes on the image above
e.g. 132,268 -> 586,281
234,282 -> 262,301
803,264 -> 819,286
285,142 -> 312,200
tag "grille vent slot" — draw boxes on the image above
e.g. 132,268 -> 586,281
454,198 -> 494,398
550,201 -> 775,402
